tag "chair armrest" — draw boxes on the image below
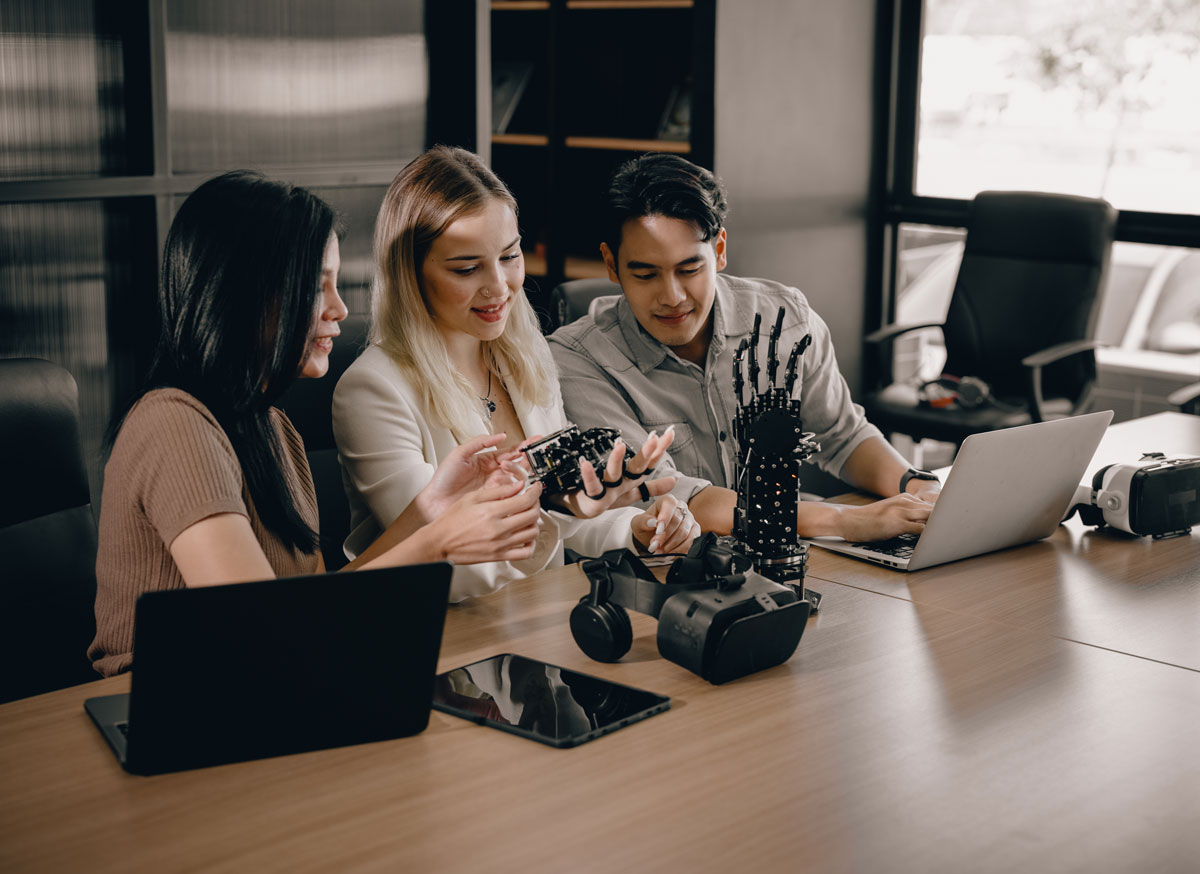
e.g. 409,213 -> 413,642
1167,382 -> 1200,412
1022,339 -> 1101,423
864,321 -> 944,345
1020,339 -> 1100,369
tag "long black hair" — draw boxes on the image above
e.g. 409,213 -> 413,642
113,170 -> 333,553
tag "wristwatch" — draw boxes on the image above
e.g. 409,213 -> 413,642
900,467 -> 939,494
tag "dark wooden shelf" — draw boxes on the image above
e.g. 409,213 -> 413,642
488,0 -> 712,304
567,1 -> 693,9
564,136 -> 690,153
492,1 -> 550,10
564,256 -> 609,279
491,133 -> 549,146
524,251 -> 547,277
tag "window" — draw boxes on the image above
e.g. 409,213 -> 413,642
878,0 -> 1200,419
916,0 -> 1200,215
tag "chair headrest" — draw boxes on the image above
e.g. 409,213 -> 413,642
0,358 -> 90,527
965,191 -> 1117,264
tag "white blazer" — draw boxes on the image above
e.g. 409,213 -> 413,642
331,344 -> 639,601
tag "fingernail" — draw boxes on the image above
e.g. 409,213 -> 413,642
645,518 -> 657,528
649,540 -> 659,552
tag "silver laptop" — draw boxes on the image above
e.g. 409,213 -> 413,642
804,411 -> 1113,571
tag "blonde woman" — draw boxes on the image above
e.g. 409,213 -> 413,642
333,147 -> 699,600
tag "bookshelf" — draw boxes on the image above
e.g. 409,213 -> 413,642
487,0 -> 715,321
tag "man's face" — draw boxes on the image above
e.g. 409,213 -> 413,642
601,215 -> 727,363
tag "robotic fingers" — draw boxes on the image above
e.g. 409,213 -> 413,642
730,306 -> 822,605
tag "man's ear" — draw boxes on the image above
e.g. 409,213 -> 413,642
713,228 -> 727,272
599,242 -> 621,285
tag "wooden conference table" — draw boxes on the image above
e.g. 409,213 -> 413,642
1,414 -> 1197,874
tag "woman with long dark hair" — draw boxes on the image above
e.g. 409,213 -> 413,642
89,171 -> 541,676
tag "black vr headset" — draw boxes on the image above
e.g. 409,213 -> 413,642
568,534 -> 812,685
1066,452 -> 1200,539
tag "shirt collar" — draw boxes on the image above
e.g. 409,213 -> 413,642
712,274 -> 761,340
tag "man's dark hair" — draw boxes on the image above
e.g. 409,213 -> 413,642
604,153 -> 728,256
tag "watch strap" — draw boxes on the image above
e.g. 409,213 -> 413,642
900,467 -> 938,494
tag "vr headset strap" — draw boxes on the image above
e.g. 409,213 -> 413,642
578,549 -> 712,620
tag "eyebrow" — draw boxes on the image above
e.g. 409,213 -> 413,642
625,254 -> 706,271
443,236 -> 522,262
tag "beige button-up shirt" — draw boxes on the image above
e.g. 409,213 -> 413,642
549,273 -> 883,503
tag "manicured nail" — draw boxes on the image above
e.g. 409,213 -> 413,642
649,540 -> 659,552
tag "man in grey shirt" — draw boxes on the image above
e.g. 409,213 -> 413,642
549,153 -> 938,542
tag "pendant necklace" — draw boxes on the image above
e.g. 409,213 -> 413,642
481,369 -> 497,420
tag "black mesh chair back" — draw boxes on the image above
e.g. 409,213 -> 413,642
0,358 -> 99,702
277,315 -> 370,571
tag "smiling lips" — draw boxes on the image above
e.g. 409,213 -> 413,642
654,309 -> 692,326
473,299 -> 508,323
312,335 -> 336,353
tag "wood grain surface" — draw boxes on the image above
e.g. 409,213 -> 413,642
3,559 -> 1199,873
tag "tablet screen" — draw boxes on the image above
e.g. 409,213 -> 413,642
431,653 -> 670,748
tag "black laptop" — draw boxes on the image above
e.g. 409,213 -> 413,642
85,563 -> 451,775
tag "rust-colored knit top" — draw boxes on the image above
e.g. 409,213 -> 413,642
89,389 -> 319,677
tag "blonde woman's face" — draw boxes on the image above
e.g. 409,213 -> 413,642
420,198 -> 524,344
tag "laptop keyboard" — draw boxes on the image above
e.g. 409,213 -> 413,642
851,532 -> 920,557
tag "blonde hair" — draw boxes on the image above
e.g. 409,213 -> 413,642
371,146 -> 555,441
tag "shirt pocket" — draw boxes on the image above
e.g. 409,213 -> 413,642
638,417 -> 699,480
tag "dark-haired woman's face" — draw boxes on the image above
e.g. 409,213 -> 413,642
299,234 -> 348,379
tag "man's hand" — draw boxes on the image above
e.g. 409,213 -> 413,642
831,493 -> 934,541
795,492 -> 935,542
904,480 -> 942,503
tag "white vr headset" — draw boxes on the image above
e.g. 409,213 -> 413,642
1066,453 -> 1200,539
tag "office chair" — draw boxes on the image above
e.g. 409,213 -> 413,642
0,358 -> 100,702
863,190 -> 1118,447
550,278 -> 622,328
1167,383 -> 1200,415
277,315 -> 370,571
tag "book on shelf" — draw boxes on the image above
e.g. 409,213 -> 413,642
492,61 -> 534,135
656,78 -> 691,142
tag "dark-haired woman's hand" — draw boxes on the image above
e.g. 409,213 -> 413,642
415,432 -> 530,524
424,478 -> 544,565
548,427 -> 677,519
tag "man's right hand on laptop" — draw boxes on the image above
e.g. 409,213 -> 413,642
798,493 -> 934,542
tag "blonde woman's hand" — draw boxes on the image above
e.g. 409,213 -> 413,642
549,427 -> 679,519
425,478 -> 544,565
632,494 -> 700,555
